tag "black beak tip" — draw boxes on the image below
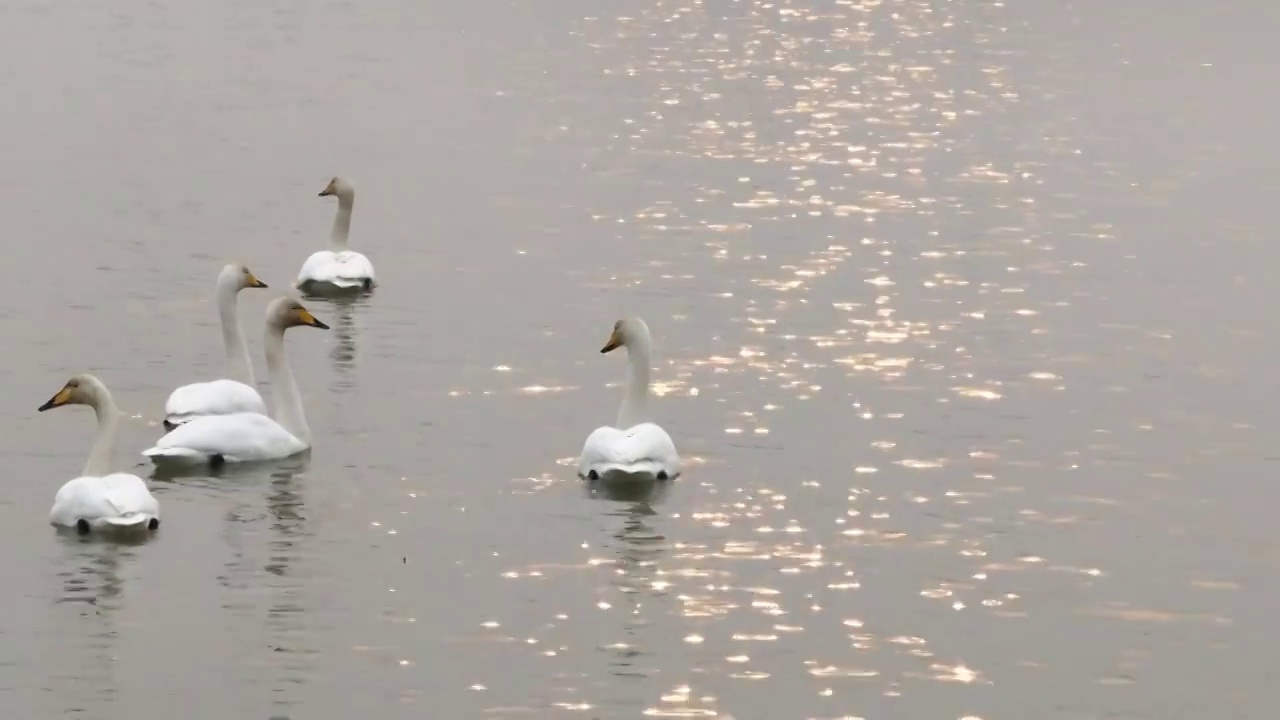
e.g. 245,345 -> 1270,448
37,401 -> 54,412
314,320 -> 331,330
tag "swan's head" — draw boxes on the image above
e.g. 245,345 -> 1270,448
319,176 -> 354,199
267,296 -> 330,331
601,317 -> 650,354
38,374 -> 107,412
221,263 -> 268,292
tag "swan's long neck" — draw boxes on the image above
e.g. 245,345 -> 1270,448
264,323 -> 310,443
617,337 -> 652,429
84,391 -> 122,477
330,192 -> 354,252
216,278 -> 254,387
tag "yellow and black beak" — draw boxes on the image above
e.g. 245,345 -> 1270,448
318,181 -> 336,197
38,385 -> 73,412
600,328 -> 623,354
298,308 -> 330,330
247,273 -> 268,289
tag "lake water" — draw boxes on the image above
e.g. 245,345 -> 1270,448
0,0 -> 1276,717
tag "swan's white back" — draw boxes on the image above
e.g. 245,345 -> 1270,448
52,474 -> 160,530
165,379 -> 266,427
579,422 -> 680,481
297,249 -> 376,289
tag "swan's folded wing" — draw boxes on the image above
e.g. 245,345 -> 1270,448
578,423 -> 680,480
143,413 -> 305,462
165,379 -> 267,423
98,474 -> 161,523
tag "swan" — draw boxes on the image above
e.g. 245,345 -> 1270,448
142,296 -> 329,465
577,317 -> 681,482
296,176 -> 377,292
38,374 -> 161,534
162,263 -> 270,429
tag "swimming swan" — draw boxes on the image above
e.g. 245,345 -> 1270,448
577,317 -> 681,481
163,263 -> 269,429
143,297 -> 329,465
38,374 -> 161,534
296,176 -> 376,292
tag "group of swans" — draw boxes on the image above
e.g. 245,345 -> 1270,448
38,177 -> 373,535
36,176 -> 681,538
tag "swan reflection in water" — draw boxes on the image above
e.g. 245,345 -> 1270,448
48,536 -> 143,710
587,479 -> 672,682
303,293 -> 366,391
147,452 -> 312,483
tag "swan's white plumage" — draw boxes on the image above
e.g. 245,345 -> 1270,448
297,249 -> 376,289
579,422 -> 680,481
143,412 -> 308,463
296,176 -> 376,291
164,379 -> 266,427
51,474 -> 160,531
144,296 -> 328,466
38,374 -> 160,533
577,317 -> 682,481
163,263 -> 269,427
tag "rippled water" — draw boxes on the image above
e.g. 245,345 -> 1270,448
0,0 -> 1275,717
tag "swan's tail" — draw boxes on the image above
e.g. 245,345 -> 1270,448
102,512 -> 157,529
329,276 -> 368,289
141,446 -> 207,463
583,460 -> 675,482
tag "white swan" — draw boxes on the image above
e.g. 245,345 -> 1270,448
296,176 -> 377,292
578,317 -> 681,481
142,297 -> 329,465
38,374 -> 161,534
163,263 -> 270,429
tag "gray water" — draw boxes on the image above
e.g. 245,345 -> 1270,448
0,0 -> 1276,717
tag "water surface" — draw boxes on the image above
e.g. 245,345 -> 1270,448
0,0 -> 1275,717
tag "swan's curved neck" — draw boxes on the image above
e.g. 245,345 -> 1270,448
84,391 -> 122,477
617,337 -> 652,429
330,192 -> 354,252
264,324 -> 310,443
216,278 -> 254,387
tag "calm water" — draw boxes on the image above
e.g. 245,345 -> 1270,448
0,1 -> 1275,717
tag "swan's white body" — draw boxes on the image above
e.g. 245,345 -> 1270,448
578,318 -> 682,481
297,249 -> 376,290
144,297 -> 328,465
296,177 -> 376,291
39,375 -> 161,533
51,474 -> 160,531
163,264 -> 269,428
580,423 -> 680,481
144,411 -> 309,463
